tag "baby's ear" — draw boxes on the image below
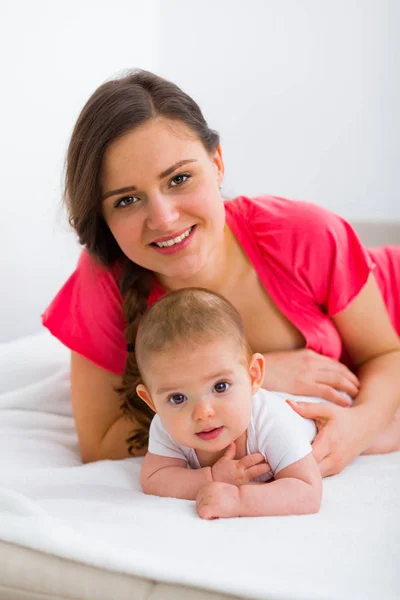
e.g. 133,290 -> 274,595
249,353 -> 265,394
136,384 -> 156,412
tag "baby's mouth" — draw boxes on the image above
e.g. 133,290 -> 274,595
196,426 -> 224,441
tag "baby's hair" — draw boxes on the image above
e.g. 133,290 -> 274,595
134,287 -> 252,390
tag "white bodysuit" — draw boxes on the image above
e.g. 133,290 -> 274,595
148,389 -> 330,481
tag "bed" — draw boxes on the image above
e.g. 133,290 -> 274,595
0,222 -> 399,600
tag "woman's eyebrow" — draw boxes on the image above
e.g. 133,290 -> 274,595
102,159 -> 198,201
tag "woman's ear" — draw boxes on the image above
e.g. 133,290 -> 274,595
136,384 -> 156,412
248,353 -> 265,394
213,144 -> 225,186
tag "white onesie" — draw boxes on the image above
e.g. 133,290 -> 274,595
148,389 -> 328,481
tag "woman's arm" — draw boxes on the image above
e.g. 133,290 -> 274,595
288,274 -> 400,476
70,351 -> 146,462
196,453 -> 322,518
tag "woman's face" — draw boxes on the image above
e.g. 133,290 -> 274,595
101,118 -> 225,285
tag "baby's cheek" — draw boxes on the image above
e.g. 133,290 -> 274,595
233,412 -> 251,438
163,413 -> 190,444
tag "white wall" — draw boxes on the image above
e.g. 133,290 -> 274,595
158,0 -> 399,220
0,0 -> 160,342
1,1 -> 399,342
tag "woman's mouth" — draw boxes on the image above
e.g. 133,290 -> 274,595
196,426 -> 224,441
150,225 -> 196,255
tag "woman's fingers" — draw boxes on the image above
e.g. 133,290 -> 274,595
290,382 -> 352,406
317,452 -> 347,478
286,401 -> 338,472
312,384 -> 353,406
262,349 -> 360,401
317,456 -> 336,478
314,353 -> 359,383
287,401 -> 348,476
286,399 -> 334,420
309,429 -> 333,465
317,371 -> 360,398
316,369 -> 359,399
310,352 -> 360,396
345,370 -> 360,388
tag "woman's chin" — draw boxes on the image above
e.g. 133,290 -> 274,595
157,256 -> 208,287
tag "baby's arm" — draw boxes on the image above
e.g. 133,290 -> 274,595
141,444 -> 271,500
141,452 -> 212,500
240,453 -> 322,516
196,453 -> 322,518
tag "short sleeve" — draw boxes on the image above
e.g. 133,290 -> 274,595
249,196 -> 376,317
251,391 -> 315,474
41,250 -> 127,374
148,415 -> 188,462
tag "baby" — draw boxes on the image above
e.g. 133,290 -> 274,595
135,287 -> 323,519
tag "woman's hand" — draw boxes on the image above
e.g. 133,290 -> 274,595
211,442 -> 271,485
286,400 -> 371,477
262,349 -> 359,406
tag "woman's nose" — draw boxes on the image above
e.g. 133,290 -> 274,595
146,193 -> 180,231
193,400 -> 216,422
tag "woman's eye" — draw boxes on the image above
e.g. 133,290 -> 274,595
168,394 -> 187,405
169,173 -> 190,187
113,195 -> 139,209
213,381 -> 230,394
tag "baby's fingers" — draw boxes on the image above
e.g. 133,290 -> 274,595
239,452 -> 266,468
245,462 -> 271,481
198,505 -> 218,520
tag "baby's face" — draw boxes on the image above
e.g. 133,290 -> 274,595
140,339 -> 263,452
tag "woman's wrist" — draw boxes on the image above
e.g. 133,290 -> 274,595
348,403 -> 382,443
349,397 -> 399,453
353,352 -> 400,433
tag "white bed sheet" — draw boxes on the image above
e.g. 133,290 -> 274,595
0,330 -> 399,600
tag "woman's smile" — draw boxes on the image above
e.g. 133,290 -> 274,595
150,225 -> 196,254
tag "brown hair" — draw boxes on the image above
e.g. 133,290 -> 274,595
63,69 -> 220,452
136,288 -> 252,384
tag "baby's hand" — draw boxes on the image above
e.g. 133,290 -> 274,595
211,442 -> 270,486
196,482 -> 241,519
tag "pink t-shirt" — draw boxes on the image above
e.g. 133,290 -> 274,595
41,195 -> 400,374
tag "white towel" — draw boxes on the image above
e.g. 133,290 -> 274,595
0,331 -> 399,600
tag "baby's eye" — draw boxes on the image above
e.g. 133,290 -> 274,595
213,381 -> 230,394
168,394 -> 187,405
113,195 -> 140,209
169,173 -> 190,187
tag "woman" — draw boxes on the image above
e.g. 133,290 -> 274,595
42,69 -> 400,475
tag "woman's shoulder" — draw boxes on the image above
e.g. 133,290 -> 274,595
225,194 -> 342,234
225,195 -> 353,264
77,248 -> 123,285
225,195 -> 374,315
41,249 -> 127,374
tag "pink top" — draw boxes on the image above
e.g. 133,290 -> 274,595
41,195 -> 400,374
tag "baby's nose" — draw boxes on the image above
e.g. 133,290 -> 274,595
193,401 -> 215,421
